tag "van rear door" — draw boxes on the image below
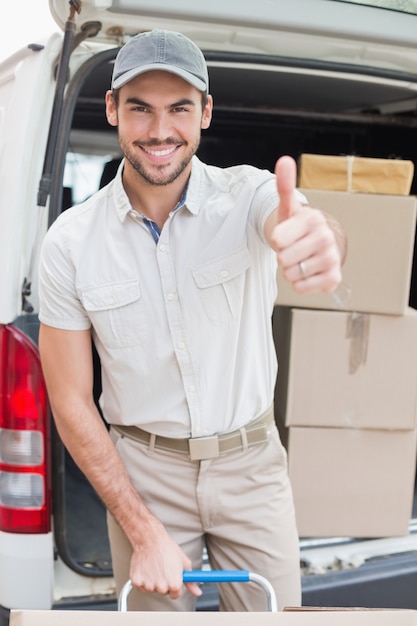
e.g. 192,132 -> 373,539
48,0 -> 417,73
0,38 -> 62,614
0,37 -> 61,323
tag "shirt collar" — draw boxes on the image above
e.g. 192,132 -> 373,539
183,156 -> 204,216
111,157 -> 204,222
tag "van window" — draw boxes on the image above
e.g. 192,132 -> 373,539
64,153 -> 114,205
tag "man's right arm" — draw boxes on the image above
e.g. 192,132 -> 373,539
38,323 -> 201,599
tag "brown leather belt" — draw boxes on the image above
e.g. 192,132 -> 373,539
111,406 -> 274,461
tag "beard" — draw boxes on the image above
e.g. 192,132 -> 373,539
119,136 -> 200,186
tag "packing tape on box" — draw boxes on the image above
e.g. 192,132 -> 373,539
298,153 -> 414,194
346,155 -> 354,192
346,313 -> 370,374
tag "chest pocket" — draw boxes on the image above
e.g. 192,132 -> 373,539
80,279 -> 148,349
191,246 -> 251,325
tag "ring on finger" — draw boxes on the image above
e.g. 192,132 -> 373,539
299,260 -> 308,278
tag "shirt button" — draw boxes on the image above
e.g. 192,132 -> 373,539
188,385 -> 196,393
160,244 -> 166,252
178,341 -> 186,350
220,270 -> 228,278
167,293 -> 175,301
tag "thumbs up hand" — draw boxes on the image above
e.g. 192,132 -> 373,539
276,154 -> 299,223
267,155 -> 345,294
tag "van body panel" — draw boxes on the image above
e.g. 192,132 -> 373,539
0,531 -> 53,609
53,557 -> 115,604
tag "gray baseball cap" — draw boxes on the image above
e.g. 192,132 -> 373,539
111,29 -> 209,92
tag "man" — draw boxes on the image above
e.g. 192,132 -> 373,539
38,29 -> 346,612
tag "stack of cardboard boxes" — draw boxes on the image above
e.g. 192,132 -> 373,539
274,154 -> 417,537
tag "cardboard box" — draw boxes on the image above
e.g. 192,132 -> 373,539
275,189 -> 417,315
288,426 -> 417,538
274,307 -> 417,430
298,154 -> 414,195
9,609 -> 417,625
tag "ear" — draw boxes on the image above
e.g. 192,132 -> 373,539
105,90 -> 118,127
201,95 -> 213,130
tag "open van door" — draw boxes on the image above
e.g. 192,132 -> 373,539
0,36 -> 61,618
0,38 -> 61,324
48,0 -> 417,69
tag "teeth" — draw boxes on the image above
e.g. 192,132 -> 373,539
145,146 -> 177,157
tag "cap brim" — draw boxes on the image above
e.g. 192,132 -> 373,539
112,63 -> 207,91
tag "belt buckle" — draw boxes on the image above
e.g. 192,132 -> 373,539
189,435 -> 220,461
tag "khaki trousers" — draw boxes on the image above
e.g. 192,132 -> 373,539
107,424 -> 301,612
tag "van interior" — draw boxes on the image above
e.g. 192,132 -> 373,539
52,42 -> 417,593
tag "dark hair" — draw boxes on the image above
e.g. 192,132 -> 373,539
111,88 -> 120,107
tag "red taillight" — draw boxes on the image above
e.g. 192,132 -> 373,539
0,324 -> 50,533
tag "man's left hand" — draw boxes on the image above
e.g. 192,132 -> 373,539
267,155 -> 345,294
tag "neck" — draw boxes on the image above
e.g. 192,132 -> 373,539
122,163 -> 190,228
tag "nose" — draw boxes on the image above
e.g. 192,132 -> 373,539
148,111 -> 171,140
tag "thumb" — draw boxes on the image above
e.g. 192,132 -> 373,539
275,155 -> 299,223
184,581 -> 203,598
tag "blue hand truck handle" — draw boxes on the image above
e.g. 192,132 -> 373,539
182,569 -> 250,583
118,570 -> 278,612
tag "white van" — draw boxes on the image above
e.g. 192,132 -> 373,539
2,0 -> 417,621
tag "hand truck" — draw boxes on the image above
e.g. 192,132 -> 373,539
118,570 -> 278,612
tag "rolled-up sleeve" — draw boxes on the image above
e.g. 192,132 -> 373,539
38,224 -> 91,331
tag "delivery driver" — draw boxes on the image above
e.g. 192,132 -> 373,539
38,29 -> 346,611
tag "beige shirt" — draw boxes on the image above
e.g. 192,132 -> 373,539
39,156 -> 283,438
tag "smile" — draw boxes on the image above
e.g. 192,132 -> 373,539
142,146 -> 179,157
